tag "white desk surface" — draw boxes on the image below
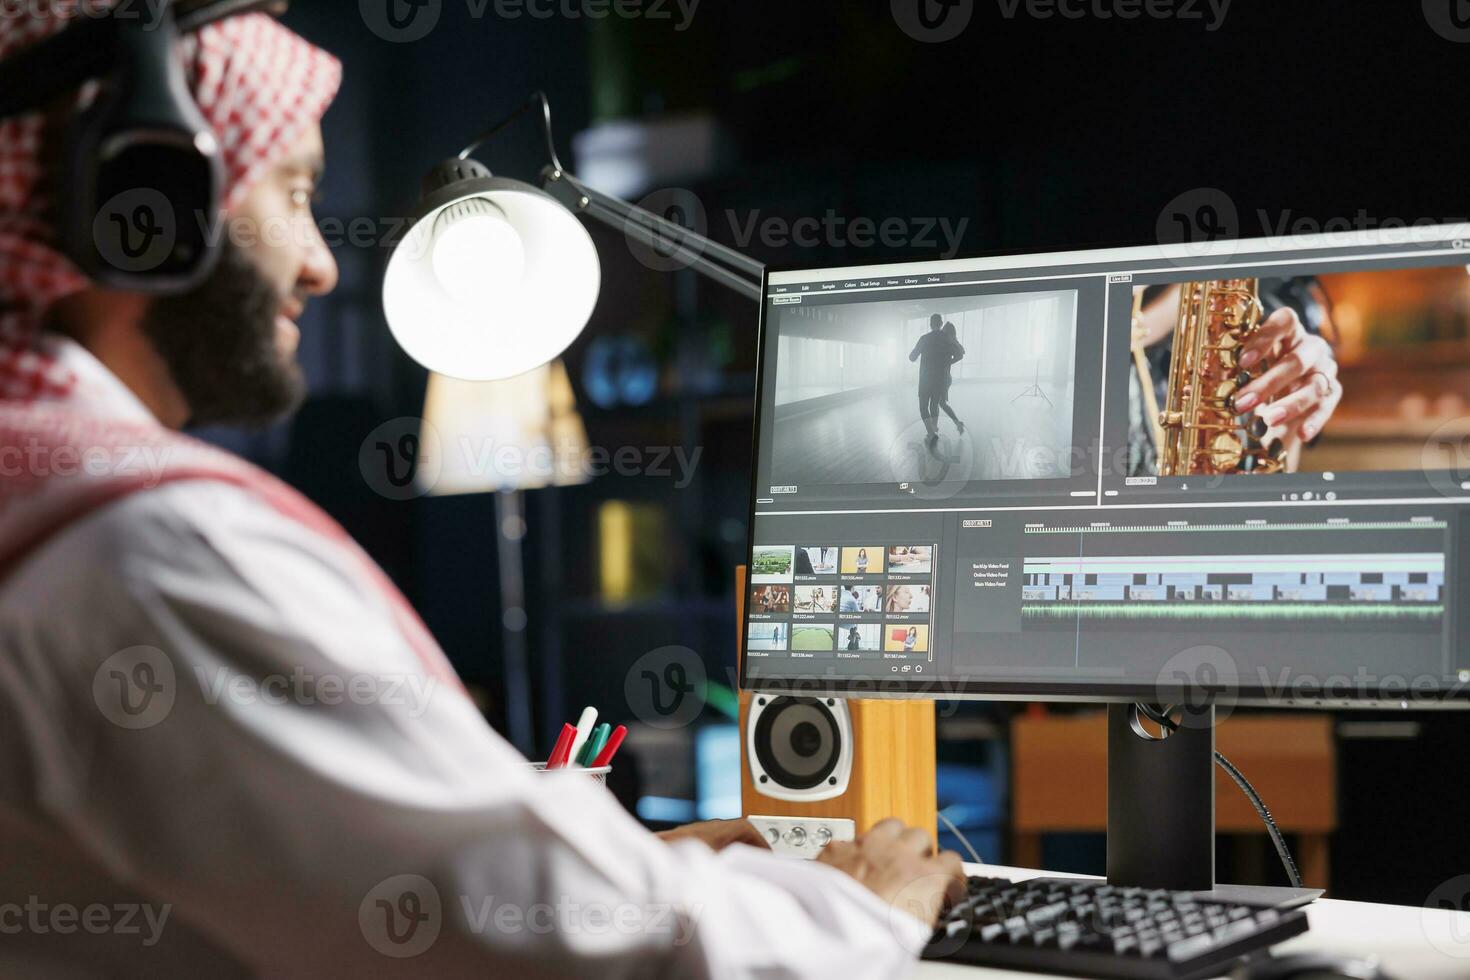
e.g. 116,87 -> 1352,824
913,864 -> 1470,979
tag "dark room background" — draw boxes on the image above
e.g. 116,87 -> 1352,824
205,0 -> 1470,906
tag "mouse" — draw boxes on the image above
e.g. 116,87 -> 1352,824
1231,953 -> 1398,980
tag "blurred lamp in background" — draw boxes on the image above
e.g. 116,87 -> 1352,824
382,92 -> 763,381
416,361 -> 589,752
418,359 -> 589,495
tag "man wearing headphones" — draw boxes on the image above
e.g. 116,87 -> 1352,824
0,4 -> 963,977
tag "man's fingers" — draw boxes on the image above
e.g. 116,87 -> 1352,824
937,851 -> 968,904
741,821 -> 774,849
820,840 -> 857,865
936,851 -> 965,881
898,827 -> 934,856
865,818 -> 905,842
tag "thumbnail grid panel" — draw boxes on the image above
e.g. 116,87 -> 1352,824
747,545 -> 937,662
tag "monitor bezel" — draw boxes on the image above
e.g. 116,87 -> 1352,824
739,226 -> 1470,709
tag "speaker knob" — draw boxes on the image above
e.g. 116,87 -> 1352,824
815,827 -> 833,847
785,826 -> 807,846
765,827 -> 780,845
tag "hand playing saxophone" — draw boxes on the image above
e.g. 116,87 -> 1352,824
1132,281 -> 1342,475
1229,306 -> 1343,470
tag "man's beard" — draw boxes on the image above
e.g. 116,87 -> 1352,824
141,243 -> 306,429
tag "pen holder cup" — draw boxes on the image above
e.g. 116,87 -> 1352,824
530,762 -> 611,786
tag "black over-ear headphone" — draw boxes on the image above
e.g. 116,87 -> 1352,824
0,1 -> 286,293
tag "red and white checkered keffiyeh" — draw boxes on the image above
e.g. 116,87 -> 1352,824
0,1 -> 342,403
0,11 -> 465,691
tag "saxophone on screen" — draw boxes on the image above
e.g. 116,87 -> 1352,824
1135,278 -> 1288,477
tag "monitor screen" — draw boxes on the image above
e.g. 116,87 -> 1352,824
741,226 -> 1470,707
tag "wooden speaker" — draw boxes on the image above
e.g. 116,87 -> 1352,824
736,566 -> 938,843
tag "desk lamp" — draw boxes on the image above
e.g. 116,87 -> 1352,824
383,91 -> 764,381
384,93 -> 763,753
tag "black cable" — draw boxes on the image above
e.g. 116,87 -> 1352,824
457,90 -> 566,174
1135,703 -> 1303,890
1213,746 -> 1303,889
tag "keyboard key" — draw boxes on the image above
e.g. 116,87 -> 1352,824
1166,933 -> 1216,962
1213,919 -> 1258,944
926,875 -> 1310,978
1027,902 -> 1068,928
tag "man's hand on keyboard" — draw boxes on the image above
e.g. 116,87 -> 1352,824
816,818 -> 967,928
656,818 -> 772,852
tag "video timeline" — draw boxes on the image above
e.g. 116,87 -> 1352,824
1022,554 -> 1444,622
1013,517 -> 1446,627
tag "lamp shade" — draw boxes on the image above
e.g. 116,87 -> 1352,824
384,170 -> 601,381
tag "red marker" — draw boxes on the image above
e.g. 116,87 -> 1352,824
590,725 -> 628,768
546,723 -> 577,770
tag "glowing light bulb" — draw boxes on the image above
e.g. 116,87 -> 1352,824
430,198 -> 526,308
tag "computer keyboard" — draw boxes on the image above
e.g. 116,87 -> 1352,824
924,875 -> 1310,979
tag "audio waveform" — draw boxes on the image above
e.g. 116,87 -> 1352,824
1021,602 -> 1444,622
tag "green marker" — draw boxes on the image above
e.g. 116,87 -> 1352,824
580,723 -> 611,767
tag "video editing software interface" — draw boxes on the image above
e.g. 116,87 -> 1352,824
742,228 -> 1470,699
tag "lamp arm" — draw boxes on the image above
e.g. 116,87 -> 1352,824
453,90 -> 765,302
602,198 -> 764,301
457,90 -> 567,174
542,167 -> 765,302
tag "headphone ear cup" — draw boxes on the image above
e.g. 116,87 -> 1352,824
56,94 -> 112,280
57,14 -> 223,293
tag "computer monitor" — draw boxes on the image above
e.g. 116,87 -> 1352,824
740,224 -> 1470,895
742,225 -> 1470,710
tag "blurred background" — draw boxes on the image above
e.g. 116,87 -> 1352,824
209,1 -> 1470,906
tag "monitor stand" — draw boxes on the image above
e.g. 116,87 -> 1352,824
1102,703 -> 1322,910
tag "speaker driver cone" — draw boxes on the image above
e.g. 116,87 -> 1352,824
753,696 -> 842,790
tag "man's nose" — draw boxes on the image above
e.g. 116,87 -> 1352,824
299,222 -> 339,297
